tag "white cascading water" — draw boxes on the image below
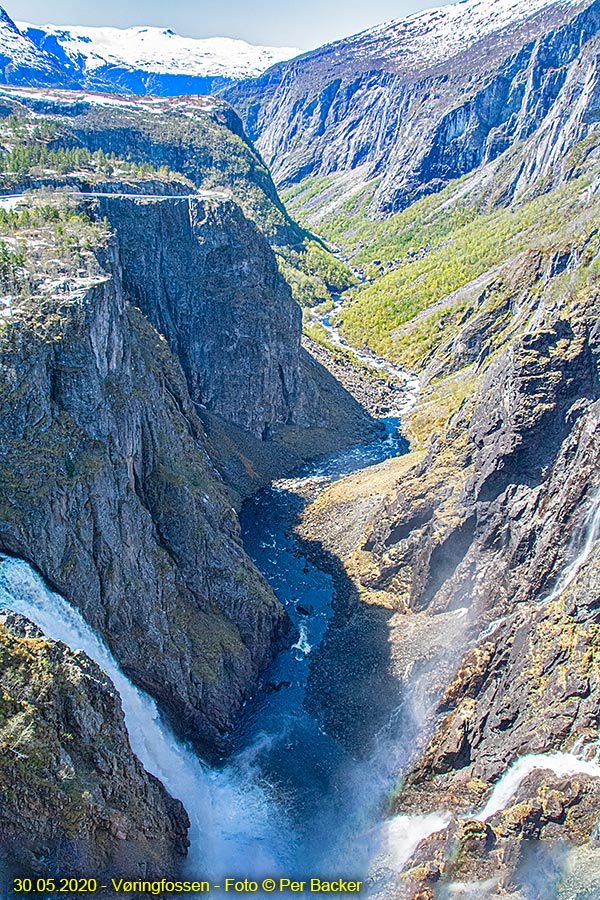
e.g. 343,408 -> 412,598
0,556 -> 293,878
542,491 -> 600,605
375,488 -> 600,874
375,750 -> 600,875
475,751 -> 600,821
465,494 -> 600,821
315,299 -> 420,416
382,812 -> 452,872
3,481 -> 600,882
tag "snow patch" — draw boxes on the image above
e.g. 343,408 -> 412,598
0,7 -> 64,76
18,21 -> 300,80
0,83 -> 228,119
340,0 -> 587,71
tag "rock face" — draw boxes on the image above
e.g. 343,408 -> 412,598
0,7 -> 76,89
296,234 -> 600,891
0,86 -> 376,756
18,21 -> 299,97
225,0 -> 600,216
0,610 -> 189,880
0,231 -> 291,756
0,80 -> 380,885
96,193 -> 372,447
364,316 -> 600,618
0,85 -> 299,244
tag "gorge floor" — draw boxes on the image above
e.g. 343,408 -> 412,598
0,401 -> 420,894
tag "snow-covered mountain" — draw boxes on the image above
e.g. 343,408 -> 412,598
0,5 -> 300,95
225,0 -> 597,211
0,6 -> 75,87
339,0 -> 587,74
20,23 -> 299,80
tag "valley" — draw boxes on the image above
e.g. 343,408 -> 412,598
0,0 -> 599,896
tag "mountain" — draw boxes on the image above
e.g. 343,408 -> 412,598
225,0 -> 599,216
2,0 -> 600,892
293,64 -> 600,889
268,0 -> 600,891
0,609 -> 189,877
0,81 -> 376,761
19,20 -> 300,95
0,5 -> 76,87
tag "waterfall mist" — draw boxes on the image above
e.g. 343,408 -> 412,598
0,557 -> 295,880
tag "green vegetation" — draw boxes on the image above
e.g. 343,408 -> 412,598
277,238 -> 354,307
281,173 -> 339,207
307,170 -> 600,366
0,202 -> 92,229
283,133 -> 600,449
304,319 -> 387,381
0,105 -> 352,312
0,241 -> 24,291
1,113 -> 60,142
0,111 -> 184,183
322,185 -> 474,267
405,367 -> 483,448
303,320 -> 333,344
281,173 -> 379,233
0,144 -> 170,179
68,104 -> 294,238
0,193 -> 109,336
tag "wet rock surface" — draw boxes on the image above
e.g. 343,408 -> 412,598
296,255 -> 600,893
0,238 -> 291,757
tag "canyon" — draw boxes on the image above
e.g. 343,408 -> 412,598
0,0 -> 599,896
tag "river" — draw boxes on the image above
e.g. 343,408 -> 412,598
0,406 -> 418,892
3,351 -> 600,893
234,417 -> 412,879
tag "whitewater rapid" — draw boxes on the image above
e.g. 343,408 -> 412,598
370,486 -> 600,874
4,445 -> 598,885
315,297 -> 420,416
476,750 -> 600,821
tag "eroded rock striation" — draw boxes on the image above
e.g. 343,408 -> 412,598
226,0 -> 600,217
0,233 -> 290,755
297,237 -> 600,892
95,192 -> 374,453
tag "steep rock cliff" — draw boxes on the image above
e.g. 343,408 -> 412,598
95,192 -> 375,454
0,610 -> 188,881
226,0 -> 600,217
296,236 -> 600,892
0,225 -> 290,756
0,85 -> 299,243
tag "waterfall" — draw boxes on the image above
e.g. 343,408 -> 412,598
371,490 -> 600,875
0,556 -> 293,878
382,812 -> 452,872
375,749 -> 600,875
475,751 -> 600,821
542,491 -> 600,605
469,494 -> 600,820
